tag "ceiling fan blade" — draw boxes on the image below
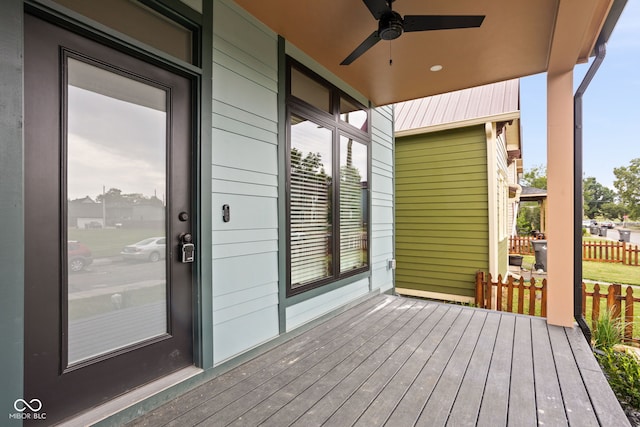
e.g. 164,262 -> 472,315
403,15 -> 485,32
341,31 -> 381,65
362,0 -> 391,20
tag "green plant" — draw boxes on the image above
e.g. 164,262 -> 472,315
593,309 -> 623,351
597,348 -> 640,409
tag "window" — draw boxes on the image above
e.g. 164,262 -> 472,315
287,60 -> 370,296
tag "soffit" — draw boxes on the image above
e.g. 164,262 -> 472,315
234,0 -> 613,106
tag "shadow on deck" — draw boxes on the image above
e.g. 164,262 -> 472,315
127,294 -> 629,426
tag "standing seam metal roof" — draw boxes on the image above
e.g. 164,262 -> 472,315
395,79 -> 520,133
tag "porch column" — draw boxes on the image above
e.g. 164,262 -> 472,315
546,70 -> 575,327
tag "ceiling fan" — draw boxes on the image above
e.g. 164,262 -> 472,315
341,0 -> 485,65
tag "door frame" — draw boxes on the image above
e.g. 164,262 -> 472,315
15,0 -> 213,421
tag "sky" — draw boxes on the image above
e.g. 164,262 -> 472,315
519,0 -> 640,190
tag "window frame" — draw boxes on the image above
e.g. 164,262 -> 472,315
285,58 -> 371,297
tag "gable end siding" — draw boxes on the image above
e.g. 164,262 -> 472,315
395,126 -> 488,298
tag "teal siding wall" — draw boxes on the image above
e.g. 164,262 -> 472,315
371,106 -> 395,293
212,0 -> 279,363
211,0 -> 395,357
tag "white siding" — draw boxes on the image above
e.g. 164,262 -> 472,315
371,106 -> 395,293
211,0 -> 279,364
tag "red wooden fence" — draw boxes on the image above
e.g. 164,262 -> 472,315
582,283 -> 640,345
509,236 -> 640,266
475,272 -> 639,344
475,272 -> 546,317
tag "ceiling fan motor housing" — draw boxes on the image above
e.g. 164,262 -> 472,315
379,11 -> 403,40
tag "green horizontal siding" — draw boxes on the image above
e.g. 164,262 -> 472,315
395,126 -> 489,298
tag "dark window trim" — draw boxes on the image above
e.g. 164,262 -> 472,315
285,57 -> 371,298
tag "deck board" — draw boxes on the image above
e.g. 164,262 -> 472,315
445,311 -> 500,426
508,316 -> 537,427
476,314 -> 515,427
382,308 -> 475,427
531,317 -> 567,426
126,295 -> 630,427
548,326 -> 601,427
291,302 -> 445,427
414,310 -> 487,426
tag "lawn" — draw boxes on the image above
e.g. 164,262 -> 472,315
520,254 -> 640,344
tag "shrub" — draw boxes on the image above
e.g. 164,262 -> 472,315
597,348 -> 640,410
592,308 -> 623,350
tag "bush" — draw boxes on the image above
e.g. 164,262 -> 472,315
597,348 -> 640,410
593,309 -> 622,350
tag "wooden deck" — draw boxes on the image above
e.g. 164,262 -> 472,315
127,295 -> 630,427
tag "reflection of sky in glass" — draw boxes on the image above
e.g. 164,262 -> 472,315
67,85 -> 166,200
340,135 -> 367,181
340,111 -> 367,130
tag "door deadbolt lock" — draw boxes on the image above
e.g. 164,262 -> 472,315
180,233 -> 195,263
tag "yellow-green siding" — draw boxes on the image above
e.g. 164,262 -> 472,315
395,126 -> 488,298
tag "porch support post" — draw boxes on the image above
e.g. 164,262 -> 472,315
546,70 -> 575,327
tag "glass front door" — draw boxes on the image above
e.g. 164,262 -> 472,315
24,14 -> 194,425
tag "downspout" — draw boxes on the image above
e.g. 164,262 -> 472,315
574,41 -> 606,344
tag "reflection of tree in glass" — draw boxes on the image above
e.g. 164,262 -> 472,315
94,188 -> 164,207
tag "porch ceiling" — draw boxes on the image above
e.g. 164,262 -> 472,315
234,0 -> 613,106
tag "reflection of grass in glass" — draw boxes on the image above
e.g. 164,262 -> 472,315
68,228 -> 164,258
68,284 -> 165,320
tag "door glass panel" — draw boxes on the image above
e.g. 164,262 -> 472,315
66,57 -> 168,364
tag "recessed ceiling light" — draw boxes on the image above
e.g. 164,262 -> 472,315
430,65 -> 443,72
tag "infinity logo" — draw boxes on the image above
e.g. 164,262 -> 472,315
14,398 -> 42,412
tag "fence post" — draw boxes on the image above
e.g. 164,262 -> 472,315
496,274 -> 503,312
517,278 -> 524,314
592,284 -> 601,325
625,286 -> 634,342
475,271 -> 484,308
608,284 -> 621,319
507,276 -> 514,313
528,277 -> 536,315
581,282 -> 586,318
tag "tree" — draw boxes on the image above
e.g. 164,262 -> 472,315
516,202 -> 540,235
613,158 -> 640,219
521,165 -> 547,189
582,176 -> 615,219
600,202 -> 626,221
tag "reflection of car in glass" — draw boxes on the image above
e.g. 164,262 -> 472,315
121,237 -> 166,262
68,240 -> 93,273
